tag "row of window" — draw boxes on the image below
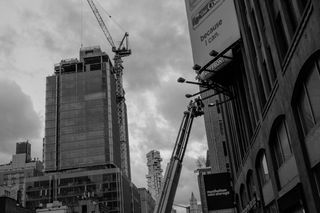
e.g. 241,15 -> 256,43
236,57 -> 320,211
231,0 -> 311,171
238,0 -> 309,114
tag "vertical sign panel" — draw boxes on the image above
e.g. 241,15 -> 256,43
185,0 -> 240,69
203,173 -> 234,210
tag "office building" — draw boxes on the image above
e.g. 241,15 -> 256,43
138,188 -> 156,213
25,46 -> 138,212
44,46 -> 130,173
199,0 -> 320,212
146,150 -> 163,200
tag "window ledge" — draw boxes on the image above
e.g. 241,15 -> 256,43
281,2 -> 313,74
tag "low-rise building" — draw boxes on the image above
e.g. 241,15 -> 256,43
25,167 -> 139,213
0,141 -> 43,205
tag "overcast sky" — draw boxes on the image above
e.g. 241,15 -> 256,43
0,0 -> 208,210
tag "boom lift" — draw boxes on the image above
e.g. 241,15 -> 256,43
87,0 -> 132,177
154,97 -> 204,213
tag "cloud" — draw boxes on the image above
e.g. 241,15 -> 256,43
0,79 -> 42,161
0,0 -> 208,208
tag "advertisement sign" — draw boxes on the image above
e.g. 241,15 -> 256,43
185,0 -> 240,69
203,172 -> 234,210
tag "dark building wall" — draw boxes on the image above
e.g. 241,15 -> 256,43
211,0 -> 320,212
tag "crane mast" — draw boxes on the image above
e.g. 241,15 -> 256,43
154,98 -> 204,213
87,0 -> 132,178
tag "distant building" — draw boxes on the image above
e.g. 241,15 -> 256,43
146,150 -> 163,200
187,192 -> 201,213
138,188 -> 155,213
0,141 -> 43,205
16,141 -> 31,162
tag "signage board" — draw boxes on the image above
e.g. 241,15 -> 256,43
203,172 -> 234,210
185,0 -> 240,69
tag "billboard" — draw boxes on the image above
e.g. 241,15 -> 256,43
203,172 -> 234,210
185,0 -> 240,69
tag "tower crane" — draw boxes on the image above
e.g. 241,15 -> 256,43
87,0 -> 131,178
154,97 -> 204,213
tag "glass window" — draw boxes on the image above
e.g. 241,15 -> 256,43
305,65 -> 320,123
296,62 -> 320,136
246,172 -> 256,201
257,152 -> 270,185
271,120 -> 292,168
240,185 -> 248,209
297,87 -> 315,134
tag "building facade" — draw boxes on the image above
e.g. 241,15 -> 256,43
138,187 -> 156,213
44,46 -> 122,172
25,167 -> 137,212
201,0 -> 320,212
0,142 -> 43,205
201,91 -> 230,174
146,150 -> 163,200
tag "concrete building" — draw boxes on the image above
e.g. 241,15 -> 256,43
138,187 -> 156,213
146,150 -> 163,200
200,0 -> 320,212
0,142 -> 43,204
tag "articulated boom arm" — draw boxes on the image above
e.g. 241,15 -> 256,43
154,98 -> 204,213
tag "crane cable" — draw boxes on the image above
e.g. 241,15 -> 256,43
94,0 -> 126,33
81,0 -> 83,48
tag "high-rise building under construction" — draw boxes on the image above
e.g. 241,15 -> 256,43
24,47 -> 139,212
146,150 -> 163,200
44,46 -> 130,175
